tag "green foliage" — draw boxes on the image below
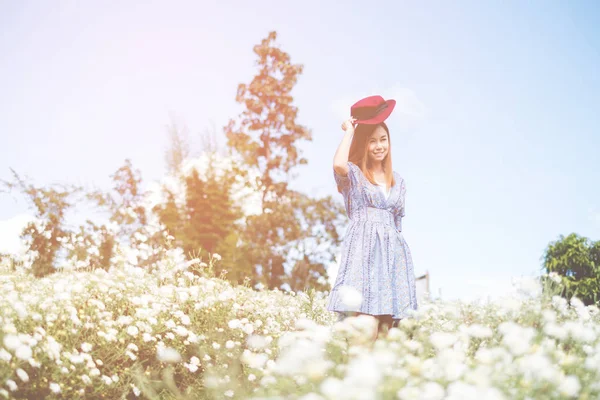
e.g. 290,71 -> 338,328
542,232 -> 600,306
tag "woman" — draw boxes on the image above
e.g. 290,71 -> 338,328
327,95 -> 418,340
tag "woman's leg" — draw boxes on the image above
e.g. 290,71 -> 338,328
377,314 -> 394,338
339,312 -> 396,342
347,312 -> 379,342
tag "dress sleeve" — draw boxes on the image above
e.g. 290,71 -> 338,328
392,175 -> 406,232
333,161 -> 360,195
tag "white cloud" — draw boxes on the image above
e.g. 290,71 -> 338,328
0,214 -> 34,255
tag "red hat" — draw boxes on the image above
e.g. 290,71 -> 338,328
350,95 -> 396,125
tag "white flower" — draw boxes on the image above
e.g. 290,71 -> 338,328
6,380 -> 17,392
213,253 -> 222,261
224,390 -> 234,397
70,353 -> 84,364
514,276 -> 542,297
516,353 -> 557,382
474,348 -> 495,365
544,322 -> 567,340
184,362 -> 199,373
241,350 -> 268,369
28,358 -> 41,368
497,297 -> 522,314
127,326 -> 139,336
307,359 -> 333,380
175,326 -> 188,337
338,285 -> 363,308
565,321 -> 596,343
81,374 -> 92,385
299,394 -> 325,400
430,332 -> 457,350
0,348 -> 12,361
421,382 -> 446,400
552,295 -> 569,314
320,377 -> 343,399
157,347 -> 181,363
548,272 -> 562,283
81,342 -> 93,352
247,334 -> 268,349
15,345 -> 32,361
16,368 -> 29,383
228,319 -> 241,329
3,334 -> 20,350
465,324 -> 492,339
397,386 -> 421,400
49,382 -> 61,393
570,297 -> 585,310
127,343 -> 139,352
542,309 -> 556,323
226,340 -> 235,349
346,353 -> 382,388
498,322 -> 534,356
131,384 -> 141,396
558,375 -> 581,398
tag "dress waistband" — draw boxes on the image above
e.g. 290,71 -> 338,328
353,207 -> 395,227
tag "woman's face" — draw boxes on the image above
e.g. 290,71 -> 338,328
367,125 -> 389,164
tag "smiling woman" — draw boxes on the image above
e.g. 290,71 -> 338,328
329,95 -> 418,340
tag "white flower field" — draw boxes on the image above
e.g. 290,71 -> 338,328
1,253 -> 599,399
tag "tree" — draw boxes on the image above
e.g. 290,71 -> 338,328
183,164 -> 242,259
542,233 -> 600,305
156,123 -> 247,272
87,159 -> 171,269
164,117 -> 191,175
224,31 -> 346,290
224,30 -> 311,205
2,170 -> 80,277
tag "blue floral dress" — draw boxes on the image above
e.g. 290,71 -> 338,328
327,161 -> 418,320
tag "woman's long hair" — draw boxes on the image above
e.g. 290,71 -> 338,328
347,122 -> 396,189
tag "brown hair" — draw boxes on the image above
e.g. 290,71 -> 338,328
347,122 -> 395,189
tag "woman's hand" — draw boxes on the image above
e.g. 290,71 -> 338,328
341,117 -> 357,133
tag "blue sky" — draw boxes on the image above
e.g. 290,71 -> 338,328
1,0 -> 599,301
